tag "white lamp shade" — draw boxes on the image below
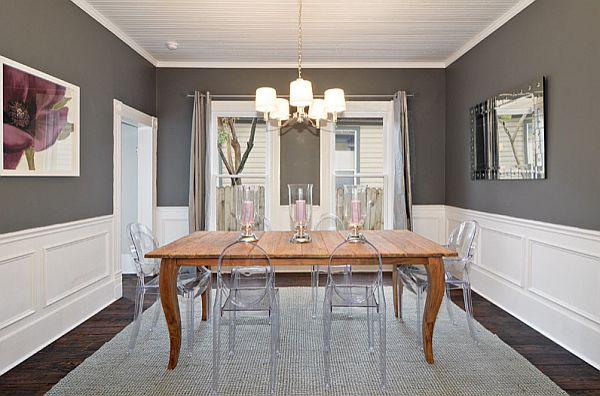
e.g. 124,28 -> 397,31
255,87 -> 277,112
324,88 -> 346,113
271,98 -> 290,121
308,99 -> 327,120
290,78 -> 313,107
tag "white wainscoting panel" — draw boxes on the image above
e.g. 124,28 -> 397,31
0,252 -> 35,330
0,215 -> 117,375
412,205 -> 446,244
446,206 -> 600,370
156,206 -> 189,246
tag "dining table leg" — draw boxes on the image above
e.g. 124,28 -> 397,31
423,256 -> 444,364
160,258 -> 181,369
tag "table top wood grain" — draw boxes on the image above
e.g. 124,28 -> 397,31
146,230 -> 456,266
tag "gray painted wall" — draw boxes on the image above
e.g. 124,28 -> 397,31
0,0 -> 156,233
445,0 -> 600,231
156,68 -> 446,206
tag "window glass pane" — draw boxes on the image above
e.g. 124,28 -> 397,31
334,118 -> 385,229
334,177 -> 385,230
216,116 -> 267,230
217,117 -> 266,185
215,179 -> 267,231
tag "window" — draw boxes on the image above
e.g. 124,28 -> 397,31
333,116 -> 387,230
209,102 -> 271,231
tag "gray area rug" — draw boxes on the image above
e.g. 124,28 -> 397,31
47,287 -> 565,395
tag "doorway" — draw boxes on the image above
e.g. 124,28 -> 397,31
113,100 -> 157,275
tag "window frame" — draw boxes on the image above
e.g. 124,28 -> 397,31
326,101 -> 394,230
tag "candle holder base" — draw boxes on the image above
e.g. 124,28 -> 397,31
346,225 -> 365,242
346,233 -> 365,242
290,233 -> 311,243
238,233 -> 258,243
290,224 -> 311,243
238,225 -> 258,243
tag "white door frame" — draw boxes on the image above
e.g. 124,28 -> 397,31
113,99 -> 158,277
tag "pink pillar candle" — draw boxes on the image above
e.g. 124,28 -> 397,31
295,199 -> 306,225
351,199 -> 362,224
241,200 -> 254,225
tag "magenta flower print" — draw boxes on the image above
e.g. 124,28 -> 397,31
3,64 -> 69,170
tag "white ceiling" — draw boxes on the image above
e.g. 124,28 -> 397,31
72,0 -> 535,68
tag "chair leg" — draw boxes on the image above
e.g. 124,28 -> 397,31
150,295 -> 162,333
416,287 -> 423,348
445,284 -> 456,325
270,293 -> 279,394
378,287 -> 387,390
346,267 -> 353,318
187,291 -> 195,357
128,288 -> 145,353
311,265 -> 318,319
397,274 -> 404,322
367,303 -> 373,352
212,290 -> 222,395
323,289 -> 333,389
228,309 -> 237,356
463,283 -> 476,338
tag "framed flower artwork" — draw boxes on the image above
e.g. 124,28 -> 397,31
1,56 -> 80,176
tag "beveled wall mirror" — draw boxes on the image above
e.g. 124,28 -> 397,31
470,77 -> 546,180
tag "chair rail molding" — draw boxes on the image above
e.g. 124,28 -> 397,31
0,215 -> 117,375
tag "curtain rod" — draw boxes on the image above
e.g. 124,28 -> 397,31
185,93 -> 414,99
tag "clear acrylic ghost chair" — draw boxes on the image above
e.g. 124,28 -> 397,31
323,239 -> 386,389
212,241 -> 280,395
126,223 -> 211,355
396,220 -> 479,344
311,214 -> 351,318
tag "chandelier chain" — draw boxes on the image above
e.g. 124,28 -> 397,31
297,0 -> 303,79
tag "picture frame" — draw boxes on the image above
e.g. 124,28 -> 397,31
1,56 -> 80,176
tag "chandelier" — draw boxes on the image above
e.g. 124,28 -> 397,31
254,0 -> 346,128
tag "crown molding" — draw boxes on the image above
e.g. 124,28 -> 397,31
70,0 -> 158,66
444,0 -> 536,67
155,61 -> 446,69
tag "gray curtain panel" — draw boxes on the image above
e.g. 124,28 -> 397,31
188,91 -> 211,232
392,91 -> 413,230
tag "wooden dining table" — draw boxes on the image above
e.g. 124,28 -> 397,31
146,230 -> 457,370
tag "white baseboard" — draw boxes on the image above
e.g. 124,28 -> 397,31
0,215 -> 118,375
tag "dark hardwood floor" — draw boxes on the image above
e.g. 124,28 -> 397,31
1,274 -> 599,395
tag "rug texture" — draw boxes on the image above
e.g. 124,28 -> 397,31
46,287 -> 565,395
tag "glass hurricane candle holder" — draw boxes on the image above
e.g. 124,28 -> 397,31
343,185 -> 368,241
234,184 -> 261,242
288,184 -> 313,243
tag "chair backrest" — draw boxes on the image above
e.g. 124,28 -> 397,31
315,213 -> 344,231
217,241 -> 274,308
447,220 -> 479,259
126,223 -> 160,277
327,239 -> 383,305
